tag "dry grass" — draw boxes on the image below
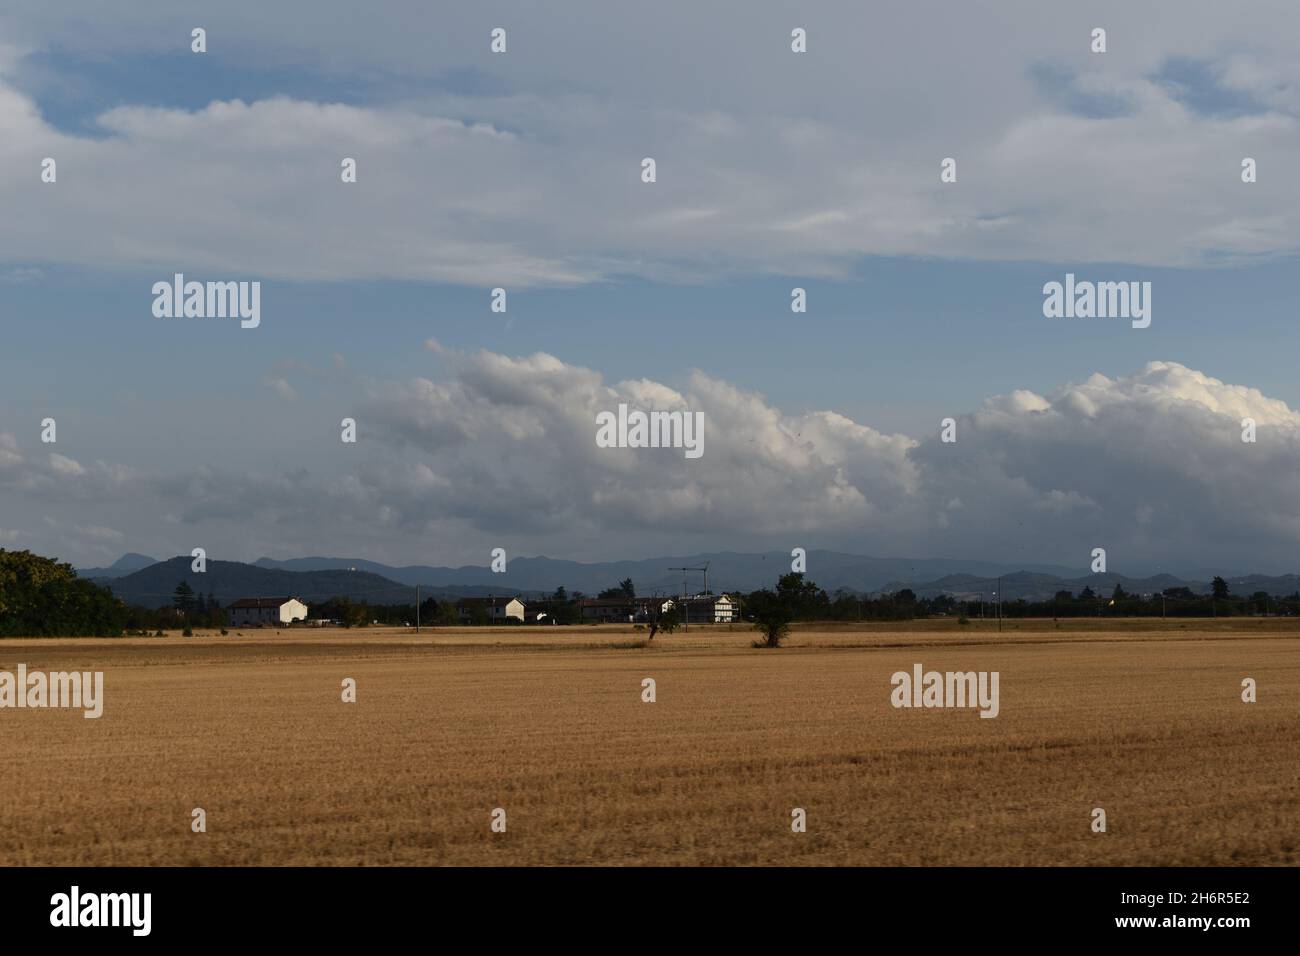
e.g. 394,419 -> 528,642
1,620 -> 1296,866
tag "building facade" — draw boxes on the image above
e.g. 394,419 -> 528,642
456,596 -> 526,623
228,597 -> 309,627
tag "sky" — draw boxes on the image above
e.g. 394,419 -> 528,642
1,1 -> 1299,575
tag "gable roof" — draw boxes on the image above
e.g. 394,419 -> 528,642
229,597 -> 301,609
456,596 -> 523,608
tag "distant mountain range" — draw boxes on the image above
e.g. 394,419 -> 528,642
87,557 -> 507,608
75,552 -> 159,579
75,549 -> 1296,610
246,551 -> 1090,596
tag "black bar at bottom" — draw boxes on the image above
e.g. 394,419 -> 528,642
2,866 -> 1282,943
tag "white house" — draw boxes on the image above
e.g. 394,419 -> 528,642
228,597 -> 309,627
457,596 -> 526,623
681,593 -> 736,624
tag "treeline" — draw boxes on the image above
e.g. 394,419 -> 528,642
0,550 -> 128,636
309,589 -> 592,626
739,575 -> 1300,622
6,546 -> 1296,640
286,575 -> 1300,629
952,579 -> 1300,619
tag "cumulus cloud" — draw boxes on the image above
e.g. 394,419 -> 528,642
7,352 -> 1297,570
909,362 -> 1300,565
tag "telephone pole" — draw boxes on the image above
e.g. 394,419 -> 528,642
668,564 -> 708,632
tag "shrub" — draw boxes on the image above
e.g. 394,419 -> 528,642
748,589 -> 793,648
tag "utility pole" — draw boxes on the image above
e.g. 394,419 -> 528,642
996,576 -> 1002,633
668,564 -> 708,632
416,584 -> 420,633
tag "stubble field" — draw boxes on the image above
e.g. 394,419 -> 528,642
1,619 -> 1296,866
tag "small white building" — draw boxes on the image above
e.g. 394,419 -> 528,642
457,596 -> 526,623
682,593 -> 736,624
228,597 -> 309,627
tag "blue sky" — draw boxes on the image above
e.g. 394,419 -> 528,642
5,257 -> 1300,442
2,1 -> 1300,573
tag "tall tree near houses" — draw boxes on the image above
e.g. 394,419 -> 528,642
173,580 -> 196,618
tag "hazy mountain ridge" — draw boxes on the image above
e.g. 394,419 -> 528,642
75,552 -> 159,579
81,551 -> 1300,610
92,557 -> 504,609
247,550 -> 1088,596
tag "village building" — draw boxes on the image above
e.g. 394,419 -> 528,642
678,593 -> 737,624
228,597 -> 309,627
456,596 -> 526,623
579,596 -> 676,623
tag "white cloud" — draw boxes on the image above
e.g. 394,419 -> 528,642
264,376 -> 299,402
4,351 -> 1299,569
47,453 -> 85,476
0,3 -> 1298,283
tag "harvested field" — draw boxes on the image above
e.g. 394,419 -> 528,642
1,620 -> 1296,865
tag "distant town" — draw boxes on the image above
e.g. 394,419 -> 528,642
4,547 -> 1300,638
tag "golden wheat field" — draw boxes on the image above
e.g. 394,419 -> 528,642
1,619 -> 1297,866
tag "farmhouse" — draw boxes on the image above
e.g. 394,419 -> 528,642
679,593 -> 736,624
228,597 -> 309,627
579,596 -> 676,623
457,596 -> 525,623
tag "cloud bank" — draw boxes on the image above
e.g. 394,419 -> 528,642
4,352 -> 1299,572
0,1 -> 1298,284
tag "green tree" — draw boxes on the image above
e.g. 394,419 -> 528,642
774,572 -> 827,619
173,581 -> 196,617
598,578 -> 637,600
748,587 -> 794,648
0,549 -> 128,637
1211,576 -> 1231,601
647,604 -> 679,639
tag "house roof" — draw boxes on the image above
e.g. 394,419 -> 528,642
229,597 -> 301,609
456,596 -> 522,608
580,596 -> 671,607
